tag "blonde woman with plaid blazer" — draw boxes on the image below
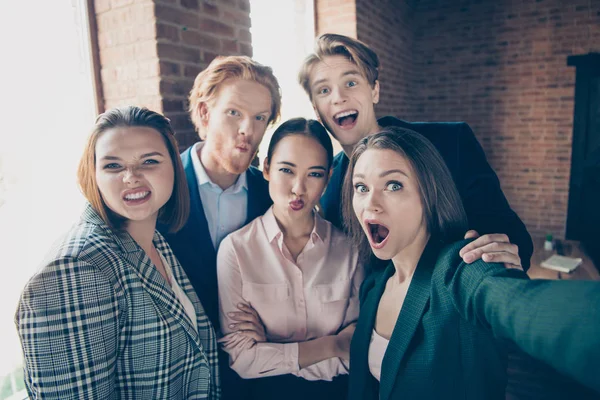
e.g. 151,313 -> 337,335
15,107 -> 220,399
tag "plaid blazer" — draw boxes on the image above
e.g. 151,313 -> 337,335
15,204 -> 220,399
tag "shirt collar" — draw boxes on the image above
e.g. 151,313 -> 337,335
262,206 -> 328,244
191,142 -> 248,193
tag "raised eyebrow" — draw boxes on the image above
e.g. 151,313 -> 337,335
341,70 -> 363,79
380,169 -> 409,178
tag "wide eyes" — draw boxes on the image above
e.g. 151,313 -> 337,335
353,182 -> 403,193
354,183 -> 368,193
346,80 -> 357,88
386,182 -> 402,191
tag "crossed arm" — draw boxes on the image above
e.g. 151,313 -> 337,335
216,236 -> 360,381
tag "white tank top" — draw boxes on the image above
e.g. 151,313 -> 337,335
368,329 -> 390,381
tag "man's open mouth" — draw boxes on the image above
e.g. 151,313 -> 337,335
367,221 -> 389,247
334,110 -> 358,128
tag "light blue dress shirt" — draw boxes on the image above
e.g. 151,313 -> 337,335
191,142 -> 248,249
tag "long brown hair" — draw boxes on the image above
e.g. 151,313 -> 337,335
77,106 -> 189,232
342,126 -> 468,265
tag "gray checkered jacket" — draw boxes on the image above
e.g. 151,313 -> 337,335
16,204 -> 220,399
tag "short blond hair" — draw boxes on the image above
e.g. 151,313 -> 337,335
189,56 -> 281,138
298,34 -> 380,100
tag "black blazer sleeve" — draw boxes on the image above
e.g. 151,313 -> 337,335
456,124 -> 533,269
444,257 -> 600,394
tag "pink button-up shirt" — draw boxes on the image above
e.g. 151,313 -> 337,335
217,207 -> 363,381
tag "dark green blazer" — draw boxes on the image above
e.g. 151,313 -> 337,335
349,240 -> 600,400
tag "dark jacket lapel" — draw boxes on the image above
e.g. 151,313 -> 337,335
181,147 -> 216,260
379,240 -> 441,400
349,264 -> 395,400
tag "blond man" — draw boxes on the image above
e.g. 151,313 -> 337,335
298,33 -> 533,270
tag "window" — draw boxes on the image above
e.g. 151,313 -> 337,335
0,2 -> 96,398
249,0 -> 318,166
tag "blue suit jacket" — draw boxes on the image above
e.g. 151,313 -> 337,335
321,117 -> 534,269
160,146 -> 272,332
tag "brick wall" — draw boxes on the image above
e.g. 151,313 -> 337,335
95,0 -> 161,111
317,0 -> 599,238
155,0 -> 252,148
94,0 -> 252,150
356,0 -> 420,118
411,0 -> 600,238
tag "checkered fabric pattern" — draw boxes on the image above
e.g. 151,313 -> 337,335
15,204 -> 220,399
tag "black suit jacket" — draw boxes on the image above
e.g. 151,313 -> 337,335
349,239 -> 600,399
321,117 -> 534,270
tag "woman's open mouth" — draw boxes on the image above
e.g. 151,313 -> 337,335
366,220 -> 390,249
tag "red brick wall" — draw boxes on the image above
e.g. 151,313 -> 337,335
356,0 -> 420,117
318,0 -> 599,238
94,0 -> 252,150
95,0 -> 161,111
155,0 -> 252,148
411,0 -> 600,238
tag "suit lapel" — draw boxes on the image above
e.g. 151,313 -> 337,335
351,265 -> 395,399
115,229 -> 204,350
181,147 -> 216,261
379,240 -> 441,400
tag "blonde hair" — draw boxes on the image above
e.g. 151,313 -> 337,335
298,33 -> 380,100
188,56 -> 282,139
78,106 -> 190,233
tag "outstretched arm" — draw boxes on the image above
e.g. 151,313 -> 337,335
445,257 -> 600,394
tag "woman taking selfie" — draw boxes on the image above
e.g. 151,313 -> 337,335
16,106 -> 220,399
344,127 -> 600,399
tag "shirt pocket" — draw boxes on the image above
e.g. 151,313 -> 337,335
242,282 -> 291,340
314,279 -> 352,329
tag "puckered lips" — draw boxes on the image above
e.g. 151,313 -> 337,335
333,110 -> 358,129
289,198 -> 305,211
364,219 -> 390,250
235,142 -> 250,153
122,187 -> 151,206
